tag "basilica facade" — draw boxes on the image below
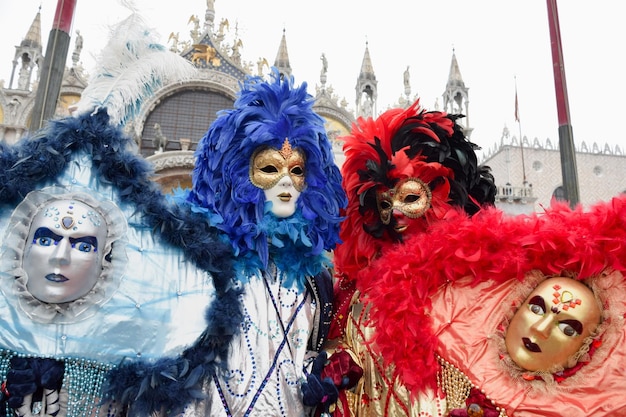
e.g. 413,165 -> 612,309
1,3 -> 623,214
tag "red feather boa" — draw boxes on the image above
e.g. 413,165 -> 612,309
360,195 -> 626,397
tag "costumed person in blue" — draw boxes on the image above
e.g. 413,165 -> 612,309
180,68 -> 347,416
0,10 -> 240,417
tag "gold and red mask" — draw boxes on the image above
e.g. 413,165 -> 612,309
505,276 -> 601,371
249,138 -> 306,192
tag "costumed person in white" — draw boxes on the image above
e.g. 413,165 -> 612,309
0,9 -> 242,417
180,68 -> 347,416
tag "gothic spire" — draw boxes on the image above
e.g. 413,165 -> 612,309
9,6 -> 43,90
442,48 -> 472,138
273,28 -> 292,79
358,41 -> 376,82
446,48 -> 465,90
355,40 -> 377,118
22,6 -> 42,49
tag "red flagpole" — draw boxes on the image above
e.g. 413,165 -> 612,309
30,0 -> 78,131
546,0 -> 579,207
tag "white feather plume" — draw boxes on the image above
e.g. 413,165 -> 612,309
73,7 -> 196,126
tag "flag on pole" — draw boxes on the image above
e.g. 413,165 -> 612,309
514,87 -> 520,122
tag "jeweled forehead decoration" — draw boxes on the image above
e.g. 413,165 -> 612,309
550,283 -> 582,313
43,201 -> 102,232
279,137 -> 293,159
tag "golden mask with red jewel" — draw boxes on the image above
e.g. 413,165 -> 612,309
250,138 -> 306,192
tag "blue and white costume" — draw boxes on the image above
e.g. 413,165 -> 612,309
182,70 -> 346,416
0,110 -> 233,417
0,12 -> 234,417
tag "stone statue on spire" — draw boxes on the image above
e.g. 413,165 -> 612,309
72,30 -> 83,67
403,65 -> 411,97
320,53 -> 328,86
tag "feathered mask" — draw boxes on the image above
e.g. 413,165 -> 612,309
188,69 -> 346,272
335,100 -> 496,279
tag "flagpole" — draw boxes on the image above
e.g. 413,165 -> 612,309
546,0 -> 579,207
514,76 -> 527,184
30,0 -> 78,131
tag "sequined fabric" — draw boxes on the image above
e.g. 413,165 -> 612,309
335,293 -> 446,417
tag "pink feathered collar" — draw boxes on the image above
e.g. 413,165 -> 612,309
360,196 -> 626,397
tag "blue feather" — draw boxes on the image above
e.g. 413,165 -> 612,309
187,68 -> 347,276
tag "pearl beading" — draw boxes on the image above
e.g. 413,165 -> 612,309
0,348 -> 114,417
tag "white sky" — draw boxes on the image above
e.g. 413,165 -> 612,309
1,0 -> 625,155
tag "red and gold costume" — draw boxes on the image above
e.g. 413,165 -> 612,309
364,197 -> 626,416
325,100 -> 496,416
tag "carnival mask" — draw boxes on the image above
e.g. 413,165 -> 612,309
505,276 -> 601,371
376,177 -> 432,233
250,138 -> 306,218
23,199 -> 108,304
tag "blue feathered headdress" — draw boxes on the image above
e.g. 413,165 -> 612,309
187,69 -> 346,284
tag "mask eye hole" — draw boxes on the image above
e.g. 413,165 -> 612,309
379,199 -> 392,210
403,194 -> 419,203
529,303 -> 545,315
35,237 -> 54,247
260,165 -> 278,174
558,319 -> 583,337
527,295 -> 546,316
558,323 -> 577,337
290,166 -> 304,176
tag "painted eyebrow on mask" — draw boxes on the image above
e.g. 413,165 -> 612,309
33,228 -> 98,251
528,295 -> 546,313
33,227 -> 63,243
69,236 -> 99,251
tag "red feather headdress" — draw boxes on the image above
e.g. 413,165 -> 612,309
330,100 -> 496,338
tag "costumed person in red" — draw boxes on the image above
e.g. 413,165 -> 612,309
322,100 -> 497,416
364,195 -> 626,416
